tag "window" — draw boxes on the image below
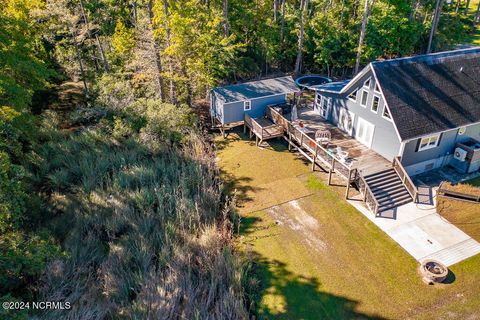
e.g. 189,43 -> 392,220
319,97 -> 330,118
348,90 -> 357,102
244,100 -> 251,111
364,78 -> 371,88
371,95 -> 380,113
418,134 -> 441,151
382,106 -> 391,120
360,90 -> 368,107
374,83 -> 380,93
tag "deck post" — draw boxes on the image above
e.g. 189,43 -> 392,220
328,170 -> 332,185
255,135 -> 259,146
312,146 -> 318,171
243,124 -> 246,134
345,171 -> 351,199
288,132 -> 292,151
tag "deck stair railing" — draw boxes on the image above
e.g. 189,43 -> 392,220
267,106 -> 357,198
392,156 -> 418,203
355,172 -> 380,214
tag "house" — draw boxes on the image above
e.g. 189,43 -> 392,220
312,48 -> 480,176
210,76 -> 299,126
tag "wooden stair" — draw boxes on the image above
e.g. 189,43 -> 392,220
363,168 -> 413,212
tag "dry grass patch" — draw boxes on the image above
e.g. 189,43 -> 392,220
438,180 -> 480,242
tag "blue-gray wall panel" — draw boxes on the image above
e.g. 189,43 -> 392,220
401,122 -> 480,166
221,94 -> 286,124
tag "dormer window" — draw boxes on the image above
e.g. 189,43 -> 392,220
244,100 -> 251,111
371,95 -> 380,113
364,78 -> 371,89
360,90 -> 368,107
382,106 -> 391,120
348,90 -> 357,102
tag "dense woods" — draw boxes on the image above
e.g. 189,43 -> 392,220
1,0 -> 479,318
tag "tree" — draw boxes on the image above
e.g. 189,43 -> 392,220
355,0 -> 373,74
427,0 -> 444,53
148,0 -> 165,101
295,0 -> 309,74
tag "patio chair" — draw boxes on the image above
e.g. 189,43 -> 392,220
315,129 -> 331,145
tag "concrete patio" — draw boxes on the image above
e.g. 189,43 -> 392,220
348,186 -> 480,266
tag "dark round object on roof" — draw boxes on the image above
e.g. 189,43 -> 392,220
295,75 -> 332,89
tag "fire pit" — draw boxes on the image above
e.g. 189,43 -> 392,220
419,260 -> 448,285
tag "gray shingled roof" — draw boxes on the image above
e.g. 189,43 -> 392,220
372,48 -> 480,141
211,76 -> 299,103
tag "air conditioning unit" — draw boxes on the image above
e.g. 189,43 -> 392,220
454,147 -> 468,162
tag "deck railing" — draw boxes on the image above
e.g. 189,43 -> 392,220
392,156 -> 418,203
244,113 -> 265,138
267,106 -> 354,183
356,172 -> 380,214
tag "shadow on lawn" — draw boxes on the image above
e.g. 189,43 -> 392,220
247,256 -> 386,320
239,215 -> 385,319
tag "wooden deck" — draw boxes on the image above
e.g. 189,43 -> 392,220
285,107 -> 391,176
244,113 -> 284,146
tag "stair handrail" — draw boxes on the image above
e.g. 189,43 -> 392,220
267,106 -> 353,180
356,171 -> 380,214
392,156 -> 418,203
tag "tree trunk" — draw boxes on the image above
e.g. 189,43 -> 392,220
474,1 -> 480,25
182,66 -> 193,106
163,0 -> 177,104
455,0 -> 461,13
427,0 -> 444,53
132,1 -> 138,29
223,0 -> 229,37
281,0 -> 286,41
295,0 -> 308,75
409,0 -> 420,21
274,0 -> 279,22
79,0 -> 110,72
464,0 -> 471,14
355,0 -> 370,74
148,0 -> 165,101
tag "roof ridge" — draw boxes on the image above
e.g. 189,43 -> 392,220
371,47 -> 480,67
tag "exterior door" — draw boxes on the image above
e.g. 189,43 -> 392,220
355,117 -> 375,147
338,108 -> 354,136
315,94 -> 330,119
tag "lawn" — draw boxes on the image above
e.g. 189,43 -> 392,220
217,130 -> 480,320
437,179 -> 480,243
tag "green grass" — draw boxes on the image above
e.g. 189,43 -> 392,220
466,176 -> 480,187
461,0 -> 480,45
218,130 -> 480,320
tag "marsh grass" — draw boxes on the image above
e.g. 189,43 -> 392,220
32,120 -> 248,319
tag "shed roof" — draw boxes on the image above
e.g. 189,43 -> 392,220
211,76 -> 299,103
372,47 -> 480,140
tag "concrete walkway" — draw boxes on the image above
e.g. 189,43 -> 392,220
348,187 -> 480,267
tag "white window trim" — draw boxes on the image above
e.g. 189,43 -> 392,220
244,100 -> 251,111
370,95 -> 380,114
348,90 -> 357,102
382,105 -> 392,121
374,83 -> 381,93
418,134 -> 441,152
360,90 -> 368,108
363,77 -> 371,89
